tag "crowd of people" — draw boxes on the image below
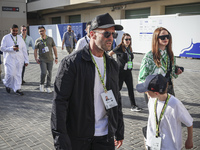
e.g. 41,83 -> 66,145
0,13 -> 193,150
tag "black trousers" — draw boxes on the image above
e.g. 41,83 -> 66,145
22,52 -> 29,81
70,135 -> 115,150
119,69 -> 136,106
22,63 -> 25,80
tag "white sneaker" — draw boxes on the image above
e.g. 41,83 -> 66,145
40,84 -> 46,92
46,87 -> 52,93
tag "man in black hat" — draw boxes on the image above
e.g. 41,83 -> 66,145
51,13 -> 124,150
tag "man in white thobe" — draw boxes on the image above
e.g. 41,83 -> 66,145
75,21 -> 91,51
1,24 -> 29,95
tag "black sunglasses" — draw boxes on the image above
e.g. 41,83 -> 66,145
125,38 -> 131,41
94,31 -> 118,39
158,35 -> 170,40
39,30 -> 45,32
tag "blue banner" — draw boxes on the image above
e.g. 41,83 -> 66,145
57,23 -> 86,41
179,39 -> 200,58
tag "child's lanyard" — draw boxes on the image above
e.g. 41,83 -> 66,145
41,36 -> 47,46
89,50 -> 107,93
11,35 -> 17,45
154,94 -> 170,137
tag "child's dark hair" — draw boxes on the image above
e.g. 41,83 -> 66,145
158,82 -> 168,94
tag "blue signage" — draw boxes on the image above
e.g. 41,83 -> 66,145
179,39 -> 200,58
57,23 -> 86,41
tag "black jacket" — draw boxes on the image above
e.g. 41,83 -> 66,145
113,45 -> 134,71
51,45 -> 124,150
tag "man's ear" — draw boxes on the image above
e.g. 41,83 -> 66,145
90,31 -> 96,39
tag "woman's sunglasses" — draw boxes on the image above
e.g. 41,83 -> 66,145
94,31 -> 118,39
125,38 -> 131,41
158,35 -> 170,40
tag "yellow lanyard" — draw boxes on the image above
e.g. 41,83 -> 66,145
23,35 -> 27,42
11,35 -> 17,45
89,50 -> 107,93
41,36 -> 47,46
162,55 -> 168,73
154,94 -> 170,137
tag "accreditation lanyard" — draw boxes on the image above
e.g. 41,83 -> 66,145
11,35 -> 17,45
125,47 -> 131,62
41,36 -> 47,46
154,94 -> 170,137
23,35 -> 27,42
85,36 -> 89,43
89,50 -> 107,93
162,54 -> 168,73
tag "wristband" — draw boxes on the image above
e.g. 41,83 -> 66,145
55,57 -> 58,59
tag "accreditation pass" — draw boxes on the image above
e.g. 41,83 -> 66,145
101,90 -> 118,110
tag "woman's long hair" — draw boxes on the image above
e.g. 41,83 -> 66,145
152,27 -> 174,67
118,33 -> 132,52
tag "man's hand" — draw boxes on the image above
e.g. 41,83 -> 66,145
185,138 -> 193,149
25,63 -> 28,67
114,139 -> 123,149
62,47 -> 64,50
55,59 -> 58,64
35,58 -> 40,64
13,46 -> 19,51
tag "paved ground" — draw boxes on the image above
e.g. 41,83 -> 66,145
0,48 -> 199,150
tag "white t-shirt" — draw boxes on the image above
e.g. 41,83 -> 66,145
147,94 -> 193,150
75,35 -> 90,51
92,54 -> 108,136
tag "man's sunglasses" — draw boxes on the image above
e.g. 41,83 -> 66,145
125,38 -> 131,41
94,31 -> 118,39
39,30 -> 45,32
23,29 -> 27,31
158,35 -> 170,40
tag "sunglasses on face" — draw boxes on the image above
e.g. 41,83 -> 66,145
158,35 -> 170,40
94,31 -> 118,39
39,30 -> 45,33
23,29 -> 27,31
125,38 -> 131,41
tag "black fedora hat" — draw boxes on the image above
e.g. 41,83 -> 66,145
90,13 -> 123,31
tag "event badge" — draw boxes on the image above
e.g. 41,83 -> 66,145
101,90 -> 118,110
124,63 -> 128,70
127,61 -> 133,69
45,46 -> 49,52
150,136 -> 161,150
42,47 -> 46,53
